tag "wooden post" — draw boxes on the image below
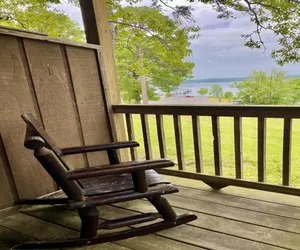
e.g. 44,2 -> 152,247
79,0 -> 127,160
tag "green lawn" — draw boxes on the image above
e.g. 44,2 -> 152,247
128,115 -> 300,187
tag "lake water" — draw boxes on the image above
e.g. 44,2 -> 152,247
177,81 -> 239,96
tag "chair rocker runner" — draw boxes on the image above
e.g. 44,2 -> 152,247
13,113 -> 197,249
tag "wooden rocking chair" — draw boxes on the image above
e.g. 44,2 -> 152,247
13,113 -> 197,249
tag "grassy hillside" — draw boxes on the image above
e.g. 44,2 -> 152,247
129,115 -> 300,187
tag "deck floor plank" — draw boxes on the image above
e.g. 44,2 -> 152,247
167,194 -> 300,233
112,200 -> 300,249
99,205 -> 284,250
22,205 -> 202,250
165,175 -> 300,206
1,183 -> 300,250
0,225 -> 32,248
176,186 -> 300,219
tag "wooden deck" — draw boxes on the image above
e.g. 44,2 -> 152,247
1,176 -> 300,250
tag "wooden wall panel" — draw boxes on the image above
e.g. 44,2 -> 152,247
0,29 -> 115,210
0,35 -> 55,199
23,39 -> 87,169
0,136 -> 15,209
66,46 -> 110,166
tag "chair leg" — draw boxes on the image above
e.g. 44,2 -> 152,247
148,196 -> 177,221
78,207 -> 99,238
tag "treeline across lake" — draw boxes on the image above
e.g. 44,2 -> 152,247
197,70 -> 300,104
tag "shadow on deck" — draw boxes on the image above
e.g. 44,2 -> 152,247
0,176 -> 300,250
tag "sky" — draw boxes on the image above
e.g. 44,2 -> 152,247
57,1 -> 300,79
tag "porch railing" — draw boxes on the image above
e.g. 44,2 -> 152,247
112,104 -> 300,196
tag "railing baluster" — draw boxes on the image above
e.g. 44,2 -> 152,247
282,118 -> 292,186
258,117 -> 266,182
173,115 -> 185,170
140,114 -> 152,160
211,116 -> 222,176
192,116 -> 203,173
125,113 -> 137,161
234,117 -> 243,179
156,115 -> 167,158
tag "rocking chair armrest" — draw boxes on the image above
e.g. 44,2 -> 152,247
65,160 -> 174,180
60,141 -> 139,155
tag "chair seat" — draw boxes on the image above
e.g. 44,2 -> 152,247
80,169 -> 170,196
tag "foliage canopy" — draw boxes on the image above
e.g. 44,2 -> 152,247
148,0 -> 300,66
197,87 -> 209,96
112,6 -> 197,102
209,84 -> 223,101
0,0 -> 84,41
232,70 -> 300,104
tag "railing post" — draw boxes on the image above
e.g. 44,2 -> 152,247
211,116 -> 222,176
125,113 -> 137,161
234,117 -> 243,179
140,114 -> 152,160
173,115 -> 185,170
156,115 -> 167,159
282,118 -> 292,186
258,117 -> 266,182
192,116 -> 203,173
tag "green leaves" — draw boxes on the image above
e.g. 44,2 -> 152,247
113,6 -> 196,102
150,0 -> 300,65
233,69 -> 300,104
195,0 -> 300,65
197,87 -> 209,96
209,84 -> 224,101
0,0 -> 85,42
224,91 -> 234,99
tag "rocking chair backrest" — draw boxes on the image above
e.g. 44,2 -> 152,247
21,113 -> 63,156
21,113 -> 84,201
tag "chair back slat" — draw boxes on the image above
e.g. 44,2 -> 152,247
21,113 -> 62,156
21,113 -> 84,200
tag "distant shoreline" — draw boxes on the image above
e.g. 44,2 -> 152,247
182,75 -> 300,84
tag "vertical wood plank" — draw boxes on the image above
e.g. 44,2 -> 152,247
23,39 -> 86,169
211,116 -> 222,176
0,35 -> 55,199
125,114 -> 137,161
156,115 -> 167,159
173,115 -> 185,170
282,118 -> 292,186
66,46 -> 110,166
192,116 -> 203,173
79,0 -> 128,162
258,117 -> 266,182
0,135 -> 16,209
234,117 -> 243,179
95,51 -> 129,162
140,114 -> 152,160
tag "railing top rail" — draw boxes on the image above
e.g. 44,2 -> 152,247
112,104 -> 300,118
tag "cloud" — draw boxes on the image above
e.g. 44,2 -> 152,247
57,1 -> 299,78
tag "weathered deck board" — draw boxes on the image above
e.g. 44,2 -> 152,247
0,213 -> 78,240
1,182 -> 300,249
114,200 -> 300,249
102,205 -> 282,250
175,186 -> 300,219
0,225 -> 32,248
22,205 -> 202,250
166,194 -> 300,233
164,175 -> 300,206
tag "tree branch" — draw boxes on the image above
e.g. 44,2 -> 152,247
109,20 -> 170,47
244,0 -> 267,51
